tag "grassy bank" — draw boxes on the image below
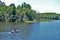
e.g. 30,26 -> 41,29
24,20 -> 37,24
40,19 -> 52,22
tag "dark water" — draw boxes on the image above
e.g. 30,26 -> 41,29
40,20 -> 60,40
0,22 -> 40,40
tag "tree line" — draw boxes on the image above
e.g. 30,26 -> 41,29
0,1 -> 39,22
40,12 -> 60,20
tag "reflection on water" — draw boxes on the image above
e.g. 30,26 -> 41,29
0,22 -> 40,40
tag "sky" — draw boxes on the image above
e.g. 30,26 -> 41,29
1,0 -> 60,13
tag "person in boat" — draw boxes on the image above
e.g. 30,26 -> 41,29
11,29 -> 19,33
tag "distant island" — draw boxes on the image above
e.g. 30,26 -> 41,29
0,1 -> 60,23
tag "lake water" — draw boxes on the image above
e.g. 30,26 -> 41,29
0,22 -> 40,40
40,20 -> 60,40
0,20 -> 60,40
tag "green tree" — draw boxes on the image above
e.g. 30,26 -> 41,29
9,3 -> 16,22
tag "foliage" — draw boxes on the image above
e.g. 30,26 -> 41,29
0,1 -> 38,22
40,12 -> 60,20
1,1 -> 60,22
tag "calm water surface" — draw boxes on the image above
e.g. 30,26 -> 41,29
40,20 -> 60,40
0,22 -> 40,40
0,20 -> 60,40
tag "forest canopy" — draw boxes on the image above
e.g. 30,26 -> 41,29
0,1 -> 60,22
0,1 -> 40,22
